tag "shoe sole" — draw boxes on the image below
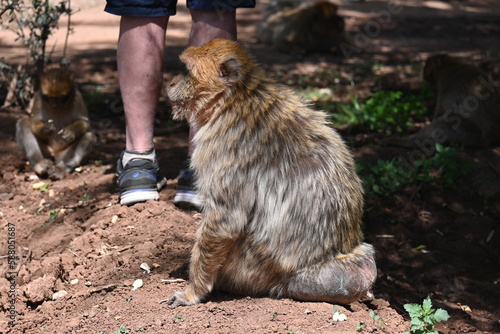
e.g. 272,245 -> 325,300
173,191 -> 203,208
120,190 -> 160,205
119,177 -> 167,206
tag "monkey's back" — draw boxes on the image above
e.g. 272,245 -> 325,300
436,63 -> 500,143
191,83 -> 364,295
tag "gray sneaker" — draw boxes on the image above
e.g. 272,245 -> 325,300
116,153 -> 166,205
173,158 -> 202,208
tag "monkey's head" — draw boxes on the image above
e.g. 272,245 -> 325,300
40,68 -> 75,109
423,54 -> 458,84
168,38 -> 259,129
311,1 -> 339,18
310,2 -> 345,39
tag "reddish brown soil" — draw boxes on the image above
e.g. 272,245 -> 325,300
1,1 -> 499,333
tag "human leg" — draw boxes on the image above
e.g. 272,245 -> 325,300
118,16 -> 168,153
114,16 -> 169,205
186,8 -> 237,154
173,8 -> 239,208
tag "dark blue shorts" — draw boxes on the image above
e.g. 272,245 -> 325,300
105,0 -> 256,17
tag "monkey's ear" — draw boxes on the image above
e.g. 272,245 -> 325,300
218,57 -> 239,84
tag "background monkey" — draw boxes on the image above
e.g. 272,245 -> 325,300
16,68 -> 96,180
256,1 -> 348,54
166,38 -> 376,308
380,54 -> 500,148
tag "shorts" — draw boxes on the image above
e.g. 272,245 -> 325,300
105,0 -> 256,17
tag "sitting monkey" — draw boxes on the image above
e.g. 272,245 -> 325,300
257,1 -> 349,53
380,54 -> 500,148
16,68 -> 96,180
166,38 -> 376,308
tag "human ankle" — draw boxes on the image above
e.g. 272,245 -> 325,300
122,149 -> 156,167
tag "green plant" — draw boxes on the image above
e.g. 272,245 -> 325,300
2,0 -> 72,73
270,311 -> 278,320
1,0 -> 72,107
369,310 -> 385,327
331,305 -> 347,322
40,208 -> 59,226
355,311 -> 384,332
413,245 -> 427,251
414,143 -> 474,187
40,181 -> 51,192
298,87 -> 337,114
113,325 -> 130,334
333,90 -> 428,134
404,296 -> 450,334
356,321 -> 366,332
80,193 -> 91,205
173,315 -> 185,323
357,144 -> 475,199
46,209 -> 60,224
357,158 -> 411,198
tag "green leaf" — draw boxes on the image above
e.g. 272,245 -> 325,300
404,303 -> 421,316
40,181 -> 51,192
422,297 -> 433,312
410,318 -> 426,330
433,309 -> 450,322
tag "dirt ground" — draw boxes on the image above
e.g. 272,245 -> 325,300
1,1 -> 499,333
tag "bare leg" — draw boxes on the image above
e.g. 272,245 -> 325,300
173,10 -> 238,207
186,10 -> 237,155
117,16 -> 169,154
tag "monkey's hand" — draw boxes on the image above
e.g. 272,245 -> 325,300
165,291 -> 197,308
58,127 -> 76,144
33,119 -> 56,139
59,119 -> 90,144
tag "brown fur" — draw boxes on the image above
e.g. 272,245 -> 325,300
166,38 -> 376,308
256,1 -> 348,53
16,68 -> 96,180
380,54 -> 500,148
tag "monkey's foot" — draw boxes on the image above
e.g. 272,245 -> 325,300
165,291 -> 196,308
33,159 -> 53,177
48,165 -> 66,180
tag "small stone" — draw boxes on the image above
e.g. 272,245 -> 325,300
52,290 -> 68,300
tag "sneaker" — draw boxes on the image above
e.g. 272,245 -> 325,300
173,158 -> 203,208
117,155 -> 166,206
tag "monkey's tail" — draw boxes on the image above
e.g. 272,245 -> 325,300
278,243 -> 376,304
